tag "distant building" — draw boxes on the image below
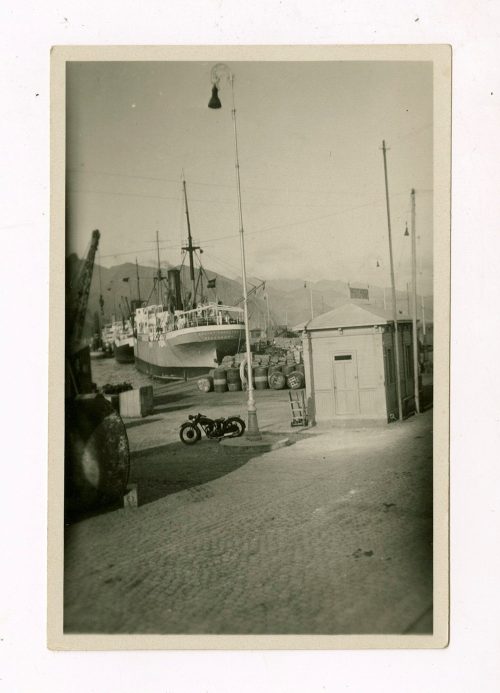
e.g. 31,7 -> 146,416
302,302 -> 416,425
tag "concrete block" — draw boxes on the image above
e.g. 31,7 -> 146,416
123,483 -> 138,509
103,393 -> 120,413
119,386 -> 154,418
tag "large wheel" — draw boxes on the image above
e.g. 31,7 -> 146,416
222,416 -> 246,438
65,394 -> 130,515
179,423 -> 201,445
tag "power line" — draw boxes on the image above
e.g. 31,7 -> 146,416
89,192 -> 419,261
68,185 -> 402,212
68,166 -> 429,200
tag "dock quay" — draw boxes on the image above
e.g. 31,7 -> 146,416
64,368 -> 433,636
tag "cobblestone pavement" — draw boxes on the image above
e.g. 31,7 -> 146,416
64,395 -> 433,635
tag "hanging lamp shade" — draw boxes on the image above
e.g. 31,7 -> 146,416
208,85 -> 222,109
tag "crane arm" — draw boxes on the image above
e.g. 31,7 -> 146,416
68,229 -> 100,351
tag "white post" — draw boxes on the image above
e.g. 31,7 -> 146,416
210,65 -> 260,439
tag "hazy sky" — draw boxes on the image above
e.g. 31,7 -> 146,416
66,60 -> 433,293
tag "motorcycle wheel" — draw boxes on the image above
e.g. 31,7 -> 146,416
222,416 -> 246,438
179,423 -> 201,445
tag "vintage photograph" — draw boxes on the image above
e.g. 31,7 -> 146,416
51,47 -> 449,647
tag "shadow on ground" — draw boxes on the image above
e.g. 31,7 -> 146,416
129,438 -> 267,507
153,403 -> 193,415
64,438 -> 273,524
153,390 -> 194,407
124,417 -> 163,430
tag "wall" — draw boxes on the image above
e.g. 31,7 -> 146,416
383,323 -> 416,419
304,326 -> 387,424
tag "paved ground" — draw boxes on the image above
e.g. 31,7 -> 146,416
64,380 -> 433,635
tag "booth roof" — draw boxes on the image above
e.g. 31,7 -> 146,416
305,301 -> 412,330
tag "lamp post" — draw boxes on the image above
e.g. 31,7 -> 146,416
208,63 -> 261,439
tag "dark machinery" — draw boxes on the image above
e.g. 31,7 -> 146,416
65,229 -> 130,516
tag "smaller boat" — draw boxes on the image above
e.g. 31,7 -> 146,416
113,318 -> 135,364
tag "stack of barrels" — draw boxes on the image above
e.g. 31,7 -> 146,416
196,350 -> 305,393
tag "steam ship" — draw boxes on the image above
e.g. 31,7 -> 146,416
133,179 -> 246,378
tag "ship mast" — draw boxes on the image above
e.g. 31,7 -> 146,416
135,257 -> 141,303
181,178 -> 200,308
155,230 -> 162,306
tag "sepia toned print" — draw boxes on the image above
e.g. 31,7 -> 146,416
49,45 -> 450,649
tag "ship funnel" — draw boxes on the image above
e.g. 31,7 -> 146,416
167,269 -> 183,310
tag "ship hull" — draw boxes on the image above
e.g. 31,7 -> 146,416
134,324 -> 245,378
113,342 -> 135,364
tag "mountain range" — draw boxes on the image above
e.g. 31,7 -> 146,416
66,255 -> 433,338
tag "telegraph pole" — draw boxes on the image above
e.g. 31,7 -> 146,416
381,140 -> 403,421
306,282 -> 314,320
411,189 -> 421,413
156,230 -> 162,306
135,257 -> 141,303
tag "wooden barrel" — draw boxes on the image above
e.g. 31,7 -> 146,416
286,371 -> 305,390
268,371 -> 286,390
226,367 -> 242,392
295,363 -> 305,375
282,364 -> 295,376
254,365 -> 268,390
197,376 -> 213,393
268,364 -> 282,374
213,367 -> 227,393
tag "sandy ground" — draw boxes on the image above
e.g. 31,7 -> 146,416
64,376 -> 433,635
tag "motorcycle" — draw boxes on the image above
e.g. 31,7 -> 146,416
179,412 -> 246,445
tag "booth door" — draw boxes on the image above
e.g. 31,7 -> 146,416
333,353 -> 359,415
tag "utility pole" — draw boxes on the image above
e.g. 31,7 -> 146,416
266,292 -> 271,340
410,189 -> 421,413
305,281 -> 314,320
381,140 -> 403,421
383,286 -> 387,311
135,257 -> 141,303
155,230 -> 162,306
406,282 -> 410,315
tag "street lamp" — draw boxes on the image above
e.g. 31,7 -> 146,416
208,63 -> 261,439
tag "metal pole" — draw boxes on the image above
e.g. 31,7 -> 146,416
421,294 -> 427,336
310,284 -> 314,320
135,257 -> 141,303
381,140 -> 403,421
266,292 -> 271,341
228,72 -> 260,438
411,189 -> 421,413
156,230 -> 161,306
